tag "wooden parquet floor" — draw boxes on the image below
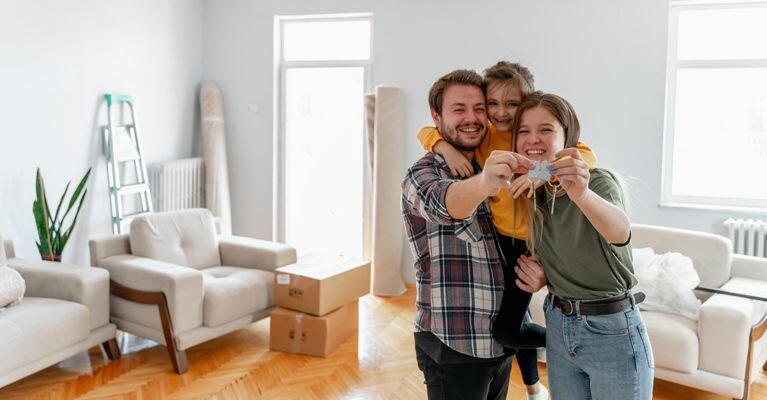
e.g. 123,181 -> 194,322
2,285 -> 766,399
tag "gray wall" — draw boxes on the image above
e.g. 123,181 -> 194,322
202,0 -> 767,283
2,1 -> 763,277
0,0 -> 203,264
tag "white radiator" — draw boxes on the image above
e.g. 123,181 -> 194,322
724,218 -> 767,258
148,157 -> 205,212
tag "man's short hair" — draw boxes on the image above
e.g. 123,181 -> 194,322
428,69 -> 485,116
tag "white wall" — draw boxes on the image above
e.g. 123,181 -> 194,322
203,0 -> 765,282
0,0 -> 203,264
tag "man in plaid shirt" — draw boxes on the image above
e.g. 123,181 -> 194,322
402,69 -> 546,399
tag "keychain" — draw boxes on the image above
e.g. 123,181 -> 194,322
526,160 -> 563,215
528,160 -> 552,181
547,180 -> 561,215
527,160 -> 550,213
527,177 -> 536,209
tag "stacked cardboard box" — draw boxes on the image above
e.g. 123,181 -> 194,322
270,253 -> 370,357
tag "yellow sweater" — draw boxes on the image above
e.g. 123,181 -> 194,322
417,125 -> 598,240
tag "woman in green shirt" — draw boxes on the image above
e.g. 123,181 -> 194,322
511,91 -> 654,400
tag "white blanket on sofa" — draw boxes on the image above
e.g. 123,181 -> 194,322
632,247 -> 701,320
0,266 -> 24,310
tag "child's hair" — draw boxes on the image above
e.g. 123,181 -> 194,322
483,61 -> 536,96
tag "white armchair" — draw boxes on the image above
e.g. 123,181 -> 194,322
1,236 -> 119,388
89,209 -> 296,373
530,223 -> 767,399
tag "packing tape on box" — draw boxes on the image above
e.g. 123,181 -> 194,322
290,312 -> 305,353
289,275 -> 303,299
277,273 -> 304,286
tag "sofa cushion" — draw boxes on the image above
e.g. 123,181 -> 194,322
643,310 -> 699,373
201,266 -> 274,327
0,297 -> 89,377
130,209 -> 221,269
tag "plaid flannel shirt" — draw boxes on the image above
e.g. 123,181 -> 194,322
401,153 -> 506,359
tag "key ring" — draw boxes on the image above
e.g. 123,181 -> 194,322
547,179 -> 561,215
527,177 -> 536,209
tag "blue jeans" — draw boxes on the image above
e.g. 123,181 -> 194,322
544,294 -> 654,400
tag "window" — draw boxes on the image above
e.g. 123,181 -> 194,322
275,14 -> 372,258
662,1 -> 767,210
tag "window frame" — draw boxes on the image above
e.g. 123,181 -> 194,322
661,0 -> 767,212
273,13 -> 373,253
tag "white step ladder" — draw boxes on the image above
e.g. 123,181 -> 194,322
103,94 -> 153,234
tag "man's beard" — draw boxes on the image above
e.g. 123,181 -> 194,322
439,122 -> 485,152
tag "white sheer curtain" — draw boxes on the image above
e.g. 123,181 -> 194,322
364,85 -> 406,296
200,82 -> 233,235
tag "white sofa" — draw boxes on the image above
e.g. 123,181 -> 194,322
89,209 -> 297,373
0,236 -> 119,388
530,223 -> 767,399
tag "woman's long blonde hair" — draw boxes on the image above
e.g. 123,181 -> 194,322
510,92 -> 581,255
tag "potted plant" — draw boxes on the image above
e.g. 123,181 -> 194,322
32,167 -> 91,262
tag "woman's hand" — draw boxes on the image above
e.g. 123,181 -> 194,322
509,174 -> 545,198
551,148 -> 590,202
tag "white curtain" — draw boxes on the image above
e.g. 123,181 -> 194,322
364,85 -> 406,296
200,82 -> 233,235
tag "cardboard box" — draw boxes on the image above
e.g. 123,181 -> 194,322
274,253 -> 370,316
269,300 -> 359,357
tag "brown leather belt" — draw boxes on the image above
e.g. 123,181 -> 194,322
552,292 -> 645,316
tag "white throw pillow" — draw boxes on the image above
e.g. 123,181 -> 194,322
633,247 -> 702,320
0,266 -> 25,310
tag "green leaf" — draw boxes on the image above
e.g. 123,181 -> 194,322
60,168 -> 91,226
61,188 -> 88,250
32,200 -> 49,251
33,167 -> 91,260
51,181 -> 71,231
33,169 -> 55,257
51,224 -> 63,254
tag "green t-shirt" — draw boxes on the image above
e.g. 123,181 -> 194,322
536,168 -> 636,300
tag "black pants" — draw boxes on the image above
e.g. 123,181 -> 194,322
415,332 -> 512,400
516,316 -> 541,385
493,234 -> 546,384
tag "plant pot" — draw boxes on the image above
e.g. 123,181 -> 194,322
40,253 -> 62,262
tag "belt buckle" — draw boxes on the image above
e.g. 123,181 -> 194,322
561,298 -> 576,316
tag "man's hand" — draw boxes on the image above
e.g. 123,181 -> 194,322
515,254 -> 547,293
480,151 -> 534,197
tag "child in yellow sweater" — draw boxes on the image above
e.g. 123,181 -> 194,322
417,61 -> 598,400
